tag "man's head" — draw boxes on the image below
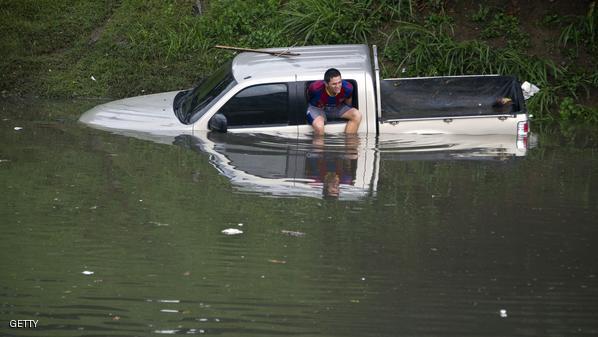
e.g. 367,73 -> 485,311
324,68 -> 342,95
323,172 -> 340,199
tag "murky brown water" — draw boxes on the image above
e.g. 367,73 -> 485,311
1,99 -> 597,336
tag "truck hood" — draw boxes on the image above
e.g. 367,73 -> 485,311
79,91 -> 191,135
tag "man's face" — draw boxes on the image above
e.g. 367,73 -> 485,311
326,76 -> 342,95
324,173 -> 340,198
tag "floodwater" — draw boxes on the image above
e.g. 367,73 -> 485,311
1,99 -> 597,337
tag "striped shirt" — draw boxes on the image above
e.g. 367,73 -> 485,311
307,80 -> 353,110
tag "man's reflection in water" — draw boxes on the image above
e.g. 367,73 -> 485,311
306,135 -> 359,199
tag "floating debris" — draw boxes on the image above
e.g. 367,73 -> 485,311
160,309 -> 179,313
188,329 -> 199,334
91,75 -> 97,82
149,221 -> 170,227
268,259 -> 287,264
154,329 -> 179,334
281,230 -> 305,237
221,228 -> 243,235
82,271 -> 94,275
500,309 -> 508,318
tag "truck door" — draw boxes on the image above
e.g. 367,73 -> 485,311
217,82 -> 298,134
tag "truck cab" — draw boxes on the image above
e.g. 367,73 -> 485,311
174,44 -> 374,135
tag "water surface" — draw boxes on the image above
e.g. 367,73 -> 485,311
1,100 -> 597,336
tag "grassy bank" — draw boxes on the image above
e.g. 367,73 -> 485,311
0,0 -> 596,123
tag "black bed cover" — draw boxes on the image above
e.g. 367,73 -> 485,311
380,75 -> 526,120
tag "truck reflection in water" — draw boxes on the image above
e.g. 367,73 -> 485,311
174,132 -> 535,200
174,133 -> 373,200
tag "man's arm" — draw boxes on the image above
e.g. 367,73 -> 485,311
344,96 -> 353,107
342,81 -> 353,107
308,81 -> 324,107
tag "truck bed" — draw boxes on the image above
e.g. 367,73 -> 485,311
380,75 -> 526,121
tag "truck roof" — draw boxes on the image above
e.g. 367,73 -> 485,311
231,44 -> 370,83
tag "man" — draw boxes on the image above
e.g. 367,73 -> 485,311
306,68 -> 362,135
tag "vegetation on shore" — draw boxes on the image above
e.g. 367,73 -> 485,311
0,0 -> 596,123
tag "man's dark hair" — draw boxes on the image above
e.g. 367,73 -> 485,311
324,68 -> 341,83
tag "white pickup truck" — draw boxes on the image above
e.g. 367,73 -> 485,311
80,44 -> 530,138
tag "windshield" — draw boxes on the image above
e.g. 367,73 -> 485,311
174,60 -> 237,124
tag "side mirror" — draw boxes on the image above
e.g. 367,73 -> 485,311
208,113 -> 227,133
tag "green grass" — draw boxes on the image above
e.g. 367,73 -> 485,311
0,0 -> 292,98
559,97 -> 598,123
383,20 -> 558,79
470,4 -> 491,23
0,1 -> 112,57
0,0 -> 596,123
282,0 -> 391,45
381,8 -> 596,122
0,0 -> 117,96
480,12 -> 529,50
559,1 -> 597,57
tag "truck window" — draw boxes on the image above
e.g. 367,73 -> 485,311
219,83 -> 289,127
174,60 -> 236,124
304,80 -> 358,123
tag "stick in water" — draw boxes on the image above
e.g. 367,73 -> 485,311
214,45 -> 300,57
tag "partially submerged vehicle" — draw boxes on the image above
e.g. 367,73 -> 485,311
80,44 -> 531,138
79,44 -> 534,199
